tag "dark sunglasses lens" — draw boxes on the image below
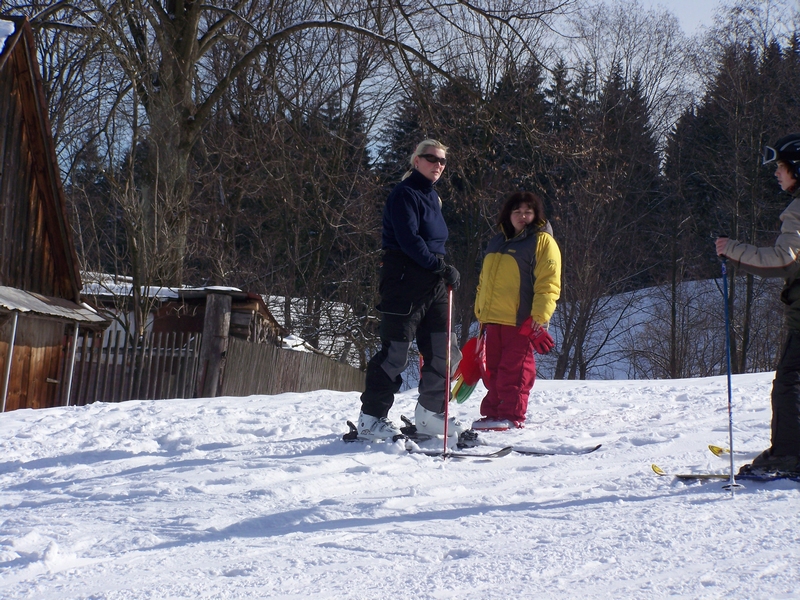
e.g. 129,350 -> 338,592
763,146 -> 777,164
421,154 -> 446,165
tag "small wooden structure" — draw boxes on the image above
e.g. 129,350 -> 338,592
0,16 -> 108,411
153,287 -> 285,346
146,287 -> 286,397
79,280 -> 290,402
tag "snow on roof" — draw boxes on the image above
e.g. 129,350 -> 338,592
80,272 -> 242,300
203,286 -> 243,293
280,334 -> 314,353
81,280 -> 180,300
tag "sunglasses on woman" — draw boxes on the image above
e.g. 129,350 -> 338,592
419,154 -> 447,166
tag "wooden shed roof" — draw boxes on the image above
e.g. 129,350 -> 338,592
0,285 -> 106,325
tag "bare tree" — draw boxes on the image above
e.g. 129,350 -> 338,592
621,277 -> 784,379
568,0 -> 697,146
16,0 -> 572,283
3,0 -> 575,364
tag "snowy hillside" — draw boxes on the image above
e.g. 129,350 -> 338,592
1,374 -> 798,599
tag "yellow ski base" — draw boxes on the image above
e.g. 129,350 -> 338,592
708,444 -> 730,457
652,464 -> 730,480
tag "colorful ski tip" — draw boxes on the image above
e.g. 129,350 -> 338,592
454,380 -> 477,404
708,444 -> 730,457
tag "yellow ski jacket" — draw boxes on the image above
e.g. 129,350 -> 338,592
474,221 -> 561,327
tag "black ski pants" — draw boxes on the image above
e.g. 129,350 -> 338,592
770,329 -> 800,455
360,251 -> 460,419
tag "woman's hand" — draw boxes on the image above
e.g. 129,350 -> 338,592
520,317 -> 555,354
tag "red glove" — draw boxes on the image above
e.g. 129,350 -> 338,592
520,317 -> 555,354
455,336 -> 483,386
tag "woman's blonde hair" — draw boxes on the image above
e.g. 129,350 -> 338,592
401,139 -> 448,180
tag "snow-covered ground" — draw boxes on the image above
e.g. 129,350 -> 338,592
1,373 -> 798,599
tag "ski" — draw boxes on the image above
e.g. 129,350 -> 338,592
405,444 -> 513,459
409,437 -> 598,457
651,463 -> 800,483
708,444 -> 729,457
345,417 -> 600,458
652,464 -> 729,480
506,443 -> 602,456
341,421 -> 504,459
399,415 -> 601,456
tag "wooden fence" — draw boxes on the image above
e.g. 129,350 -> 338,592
221,337 -> 365,396
62,332 -> 364,405
62,330 -> 203,405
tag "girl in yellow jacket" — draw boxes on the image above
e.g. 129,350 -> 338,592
472,191 -> 561,430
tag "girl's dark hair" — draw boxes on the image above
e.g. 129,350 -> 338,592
498,191 -> 546,238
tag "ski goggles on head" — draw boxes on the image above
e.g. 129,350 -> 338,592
763,145 -> 778,165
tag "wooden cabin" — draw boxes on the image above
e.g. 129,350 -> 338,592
80,275 -> 286,347
0,16 -> 107,411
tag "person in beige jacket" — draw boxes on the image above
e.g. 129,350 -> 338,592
716,133 -> 800,476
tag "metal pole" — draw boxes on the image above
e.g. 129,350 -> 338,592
64,322 -> 80,407
442,286 -> 453,456
1,311 -> 19,413
721,259 -> 743,493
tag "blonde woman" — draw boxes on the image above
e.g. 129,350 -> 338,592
355,140 -> 464,440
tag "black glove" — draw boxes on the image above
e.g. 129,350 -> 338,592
435,258 -> 460,290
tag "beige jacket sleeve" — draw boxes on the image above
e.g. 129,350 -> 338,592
720,198 -> 800,280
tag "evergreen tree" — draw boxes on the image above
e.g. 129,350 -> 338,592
547,62 -> 661,379
663,35 -> 800,374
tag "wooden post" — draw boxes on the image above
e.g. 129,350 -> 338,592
63,322 -> 79,407
195,293 -> 231,398
1,311 -> 19,412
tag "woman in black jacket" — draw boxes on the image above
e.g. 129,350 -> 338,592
355,139 -> 464,440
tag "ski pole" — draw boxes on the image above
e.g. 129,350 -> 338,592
443,285 -> 453,456
720,259 -> 743,493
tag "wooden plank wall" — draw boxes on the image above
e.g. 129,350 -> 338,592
0,315 -> 64,411
0,51 -> 27,288
0,25 -> 73,298
221,337 -> 365,397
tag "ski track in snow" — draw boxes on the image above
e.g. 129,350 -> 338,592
0,374 -> 798,599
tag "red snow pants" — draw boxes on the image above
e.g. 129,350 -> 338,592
479,323 -> 537,424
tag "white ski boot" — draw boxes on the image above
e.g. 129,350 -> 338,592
357,412 -> 402,441
414,403 -> 467,437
